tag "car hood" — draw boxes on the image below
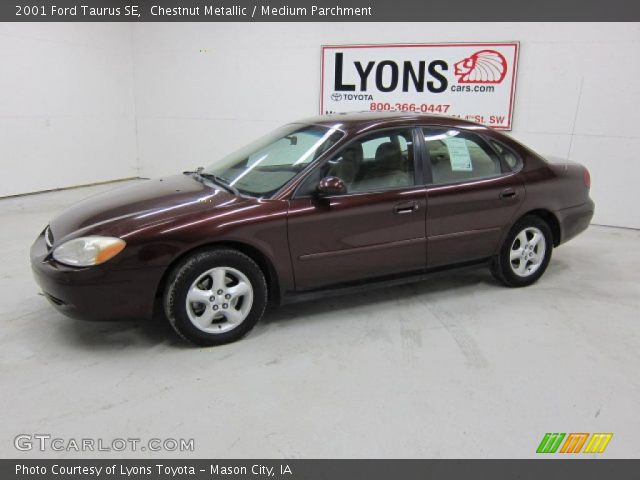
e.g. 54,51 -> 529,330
48,174 -> 246,243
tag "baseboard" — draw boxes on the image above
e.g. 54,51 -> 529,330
0,177 -> 145,199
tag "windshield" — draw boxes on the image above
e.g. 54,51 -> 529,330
203,124 -> 343,197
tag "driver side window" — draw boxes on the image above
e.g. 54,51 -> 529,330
322,129 -> 415,194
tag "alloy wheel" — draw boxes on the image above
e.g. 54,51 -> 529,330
509,226 -> 546,278
185,266 -> 253,333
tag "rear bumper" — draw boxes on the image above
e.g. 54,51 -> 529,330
556,199 -> 595,245
30,233 -> 164,321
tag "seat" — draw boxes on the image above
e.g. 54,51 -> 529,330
327,143 -> 362,189
357,142 -> 409,191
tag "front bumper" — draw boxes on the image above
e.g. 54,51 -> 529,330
30,232 -> 165,321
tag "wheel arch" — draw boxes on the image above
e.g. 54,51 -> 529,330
155,241 -> 281,306
518,209 -> 561,246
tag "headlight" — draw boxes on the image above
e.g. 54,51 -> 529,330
52,236 -> 126,267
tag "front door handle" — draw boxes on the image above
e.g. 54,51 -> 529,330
499,188 -> 517,199
394,201 -> 419,214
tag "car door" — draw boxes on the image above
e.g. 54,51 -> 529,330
422,126 -> 525,268
287,127 -> 427,291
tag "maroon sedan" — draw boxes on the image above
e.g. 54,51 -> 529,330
31,113 -> 594,345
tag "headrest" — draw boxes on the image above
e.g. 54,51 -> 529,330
342,143 -> 363,163
375,142 -> 402,168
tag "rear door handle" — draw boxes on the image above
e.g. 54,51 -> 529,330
499,188 -> 517,199
394,201 -> 419,214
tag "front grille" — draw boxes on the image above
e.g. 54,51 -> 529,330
44,226 -> 54,249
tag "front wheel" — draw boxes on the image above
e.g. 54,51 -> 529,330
492,216 -> 553,287
163,249 -> 267,345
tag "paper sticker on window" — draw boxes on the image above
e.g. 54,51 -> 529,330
444,138 -> 472,171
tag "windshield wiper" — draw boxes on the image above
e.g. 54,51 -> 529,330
199,173 -> 240,196
184,167 -> 240,196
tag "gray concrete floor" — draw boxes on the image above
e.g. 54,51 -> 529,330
1,180 -> 639,459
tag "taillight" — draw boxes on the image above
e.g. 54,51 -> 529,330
583,168 -> 591,188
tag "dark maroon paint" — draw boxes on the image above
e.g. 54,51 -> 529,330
30,113 -> 594,321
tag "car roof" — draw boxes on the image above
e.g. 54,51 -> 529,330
296,111 -> 490,135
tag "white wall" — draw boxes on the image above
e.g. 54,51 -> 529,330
3,23 -> 639,228
133,23 -> 640,229
0,23 -> 137,197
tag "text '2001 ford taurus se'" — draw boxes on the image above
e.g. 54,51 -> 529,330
31,113 -> 594,345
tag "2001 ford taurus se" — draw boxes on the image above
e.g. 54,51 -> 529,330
31,113 -> 594,345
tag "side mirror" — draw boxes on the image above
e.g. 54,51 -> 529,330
316,176 -> 347,196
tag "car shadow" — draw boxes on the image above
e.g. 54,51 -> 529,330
259,268 -> 498,328
264,258 -> 572,328
51,261 -> 569,350
51,300 -> 191,351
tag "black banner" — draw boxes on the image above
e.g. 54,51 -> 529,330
3,459 -> 640,480
3,0 -> 640,22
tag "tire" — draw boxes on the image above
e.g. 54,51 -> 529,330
163,248 -> 267,346
492,215 -> 553,287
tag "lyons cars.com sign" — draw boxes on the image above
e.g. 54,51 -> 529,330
320,42 -> 519,130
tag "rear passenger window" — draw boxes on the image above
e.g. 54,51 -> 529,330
490,140 -> 522,171
423,128 -> 502,184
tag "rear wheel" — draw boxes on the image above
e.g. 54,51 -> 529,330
492,216 -> 553,287
163,249 -> 267,345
